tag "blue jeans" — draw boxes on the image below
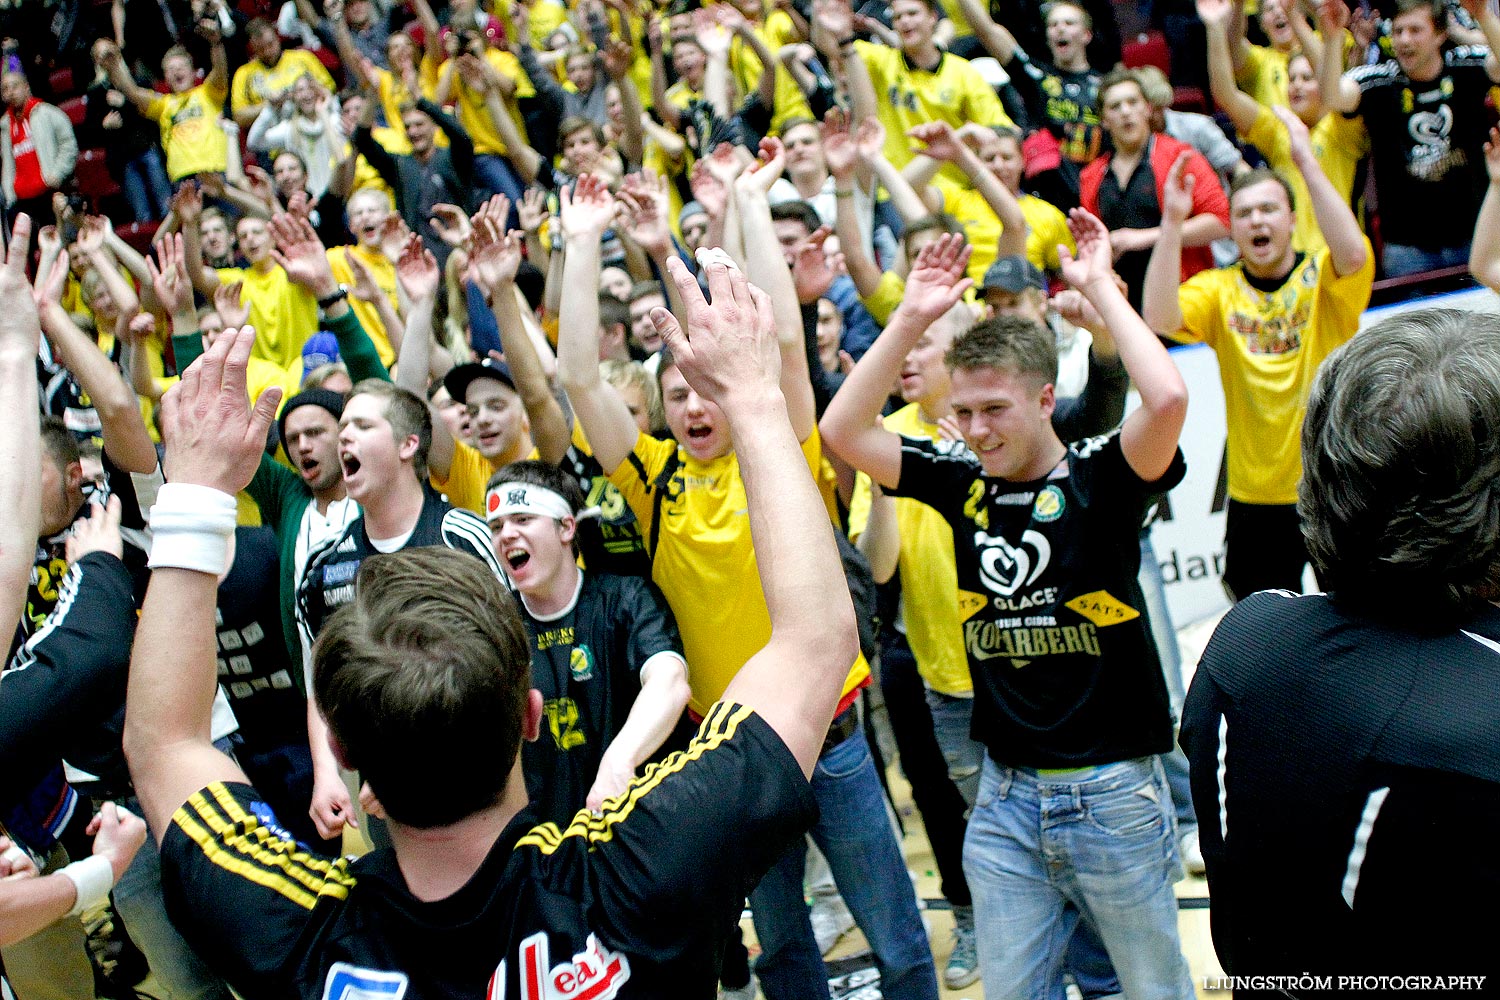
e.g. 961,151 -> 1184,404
1381,242 -> 1468,278
963,757 -> 1194,1000
750,727 -> 938,1000
120,147 -> 171,223
923,690 -> 984,810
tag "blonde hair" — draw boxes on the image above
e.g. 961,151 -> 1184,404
599,358 -> 664,433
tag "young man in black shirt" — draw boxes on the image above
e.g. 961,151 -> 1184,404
486,460 -> 689,823
1181,308 -> 1500,987
299,378 -> 501,840
1322,0 -> 1500,276
122,252 -> 859,999
823,223 -> 1196,999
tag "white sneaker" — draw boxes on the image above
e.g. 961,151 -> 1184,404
1180,828 -> 1206,876
810,897 -> 856,956
943,904 -> 980,989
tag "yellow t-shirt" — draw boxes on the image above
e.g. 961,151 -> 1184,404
935,178 -> 1002,286
847,404 -> 973,696
230,49 -> 337,118
608,428 -> 871,717
729,11 -> 814,135
371,67 -> 416,154
145,81 -> 229,180
936,0 -> 975,38
326,245 -> 398,367
499,0 -> 569,48
855,40 -> 1012,184
860,268 -> 980,327
1242,104 -> 1368,257
423,49 -> 534,157
1021,193 -> 1075,276
1170,241 -> 1374,504
216,265 -> 319,373
432,439 -> 496,515
1236,32 -> 1357,110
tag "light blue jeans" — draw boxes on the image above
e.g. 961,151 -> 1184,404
962,757 -> 1195,1000
750,727 -> 938,1000
1381,242 -> 1468,278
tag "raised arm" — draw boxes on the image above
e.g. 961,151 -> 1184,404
203,20 -> 229,95
35,253 -> 157,475
556,176 -> 642,474
810,0 -> 877,123
1316,0 -> 1361,113
1459,0 -> 1500,82
821,235 -> 973,487
823,114 -> 882,297
603,39 -> 645,167
909,121 -> 1028,258
1061,209 -> 1187,480
1141,152 -> 1192,334
123,326 -> 284,843
1472,128 -> 1500,291
647,17 -> 682,131
0,216 -> 39,636
173,184 -> 222,297
617,169 -> 692,331
99,44 -> 157,115
1275,105 -> 1366,276
953,0 -> 1019,63
1201,0 -> 1263,136
468,199 -> 571,464
654,252 -> 857,775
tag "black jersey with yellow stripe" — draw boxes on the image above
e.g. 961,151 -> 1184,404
158,703 -> 814,999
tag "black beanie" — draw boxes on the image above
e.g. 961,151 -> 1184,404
277,388 -> 346,453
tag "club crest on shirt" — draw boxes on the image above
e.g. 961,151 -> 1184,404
569,645 -> 595,682
487,932 -> 631,1000
322,964 -> 408,1000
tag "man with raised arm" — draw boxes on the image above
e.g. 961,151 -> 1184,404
121,243 -> 858,997
1141,109 -> 1372,601
557,158 -> 937,1000
822,220 -> 1195,999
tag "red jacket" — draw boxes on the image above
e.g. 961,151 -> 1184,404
1079,133 -> 1229,283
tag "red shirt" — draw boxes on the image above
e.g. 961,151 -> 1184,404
8,98 -> 47,199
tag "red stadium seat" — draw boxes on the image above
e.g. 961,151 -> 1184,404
75,148 -> 120,208
1122,30 -> 1171,75
117,221 -> 161,256
48,67 -> 75,100
60,97 -> 87,128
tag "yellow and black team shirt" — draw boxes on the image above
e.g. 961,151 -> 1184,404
608,428 -> 871,719
146,80 -> 230,181
560,421 -> 649,577
886,431 -> 1183,768
854,40 -> 1012,184
1171,241 -> 1374,505
159,703 -> 815,998
518,572 -> 683,825
1008,48 -> 1102,170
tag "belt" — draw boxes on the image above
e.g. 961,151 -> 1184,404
820,708 -> 859,757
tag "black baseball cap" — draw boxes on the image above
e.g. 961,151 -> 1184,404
982,255 -> 1046,294
442,358 -> 516,404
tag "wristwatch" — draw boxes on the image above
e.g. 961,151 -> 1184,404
316,284 -> 350,311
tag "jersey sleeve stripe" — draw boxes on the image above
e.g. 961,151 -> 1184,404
171,784 -> 357,908
515,702 -> 752,855
442,509 -> 505,579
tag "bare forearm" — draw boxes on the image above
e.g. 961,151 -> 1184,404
494,281 -> 568,462
395,295 -> 435,395
1473,182 -> 1500,290
42,305 -> 156,473
1293,147 -> 1367,276
0,874 -> 77,947
1206,22 -> 1259,133
737,187 -> 814,436
1182,214 -> 1226,247
856,488 -> 900,584
835,189 -> 881,296
600,658 -> 688,772
871,154 -> 930,224
1141,220 -> 1185,333
558,235 -> 607,393
0,350 -> 39,632
87,250 -> 140,318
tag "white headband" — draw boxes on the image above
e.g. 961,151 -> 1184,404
486,482 -> 575,524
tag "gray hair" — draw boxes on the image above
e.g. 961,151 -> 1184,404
1299,308 -> 1500,617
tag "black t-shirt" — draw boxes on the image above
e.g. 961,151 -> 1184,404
559,445 -> 650,577
518,572 -> 683,825
158,704 -> 815,999
1347,46 -> 1493,249
1181,594 -> 1500,986
886,430 -> 1183,766
298,487 -> 503,643
1093,145 -> 1162,307
1009,48 -> 1103,177
218,527 -> 305,749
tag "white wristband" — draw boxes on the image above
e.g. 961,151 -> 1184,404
60,854 -> 115,917
148,483 -> 239,575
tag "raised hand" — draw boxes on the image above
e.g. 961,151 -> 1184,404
651,250 -> 780,411
1160,151 -> 1196,226
1272,104 -> 1314,165
390,232 -> 439,303
213,281 -> 250,329
346,251 -> 384,302
147,234 -> 195,318
908,121 -> 964,163
812,0 -> 853,51
618,170 -> 672,256
428,203 -> 473,247
900,233 -> 973,323
559,174 -> 618,239
853,116 -> 886,164
1195,0 -> 1233,29
688,160 -> 728,221
517,185 -> 550,234
467,224 -> 524,296
241,164 -> 277,208
160,326 -> 283,495
736,136 -> 787,197
821,108 -> 857,181
377,214 -> 412,262
65,496 -> 124,564
1485,126 -> 1500,185
125,312 -> 157,344
601,37 -> 633,80
1316,0 -> 1349,33
32,246 -> 69,309
1059,208 -> 1115,290
268,213 -> 337,292
789,227 -> 843,304
703,140 -> 749,188
285,189 -> 311,219
694,8 -> 732,56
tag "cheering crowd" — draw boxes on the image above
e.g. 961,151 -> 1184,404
1,0 -> 1499,995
